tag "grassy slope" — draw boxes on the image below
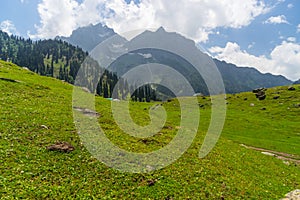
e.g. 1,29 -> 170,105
222,86 -> 300,155
0,60 -> 299,199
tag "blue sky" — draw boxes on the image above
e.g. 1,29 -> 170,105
0,0 -> 299,80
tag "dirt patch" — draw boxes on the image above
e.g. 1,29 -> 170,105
73,106 -> 100,117
240,144 -> 300,165
47,142 -> 75,153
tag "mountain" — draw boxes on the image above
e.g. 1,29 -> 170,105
60,24 -> 292,94
214,59 -> 292,93
293,79 -> 300,84
56,23 -> 116,52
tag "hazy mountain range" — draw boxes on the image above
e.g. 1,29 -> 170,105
58,24 -> 292,94
56,23 -> 116,52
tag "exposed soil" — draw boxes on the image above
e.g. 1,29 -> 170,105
73,106 -> 100,117
240,144 -> 300,165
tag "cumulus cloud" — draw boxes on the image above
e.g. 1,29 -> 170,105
209,41 -> 300,81
287,3 -> 293,9
287,37 -> 296,42
248,42 -> 255,49
0,20 -> 19,36
28,0 -> 80,39
264,15 -> 289,24
31,0 -> 269,42
297,24 -> 300,33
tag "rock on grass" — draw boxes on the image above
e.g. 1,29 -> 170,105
281,189 -> 300,200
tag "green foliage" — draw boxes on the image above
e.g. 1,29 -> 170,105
0,31 -> 158,101
0,31 -> 87,82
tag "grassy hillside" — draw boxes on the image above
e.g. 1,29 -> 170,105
0,60 -> 299,199
221,87 -> 300,156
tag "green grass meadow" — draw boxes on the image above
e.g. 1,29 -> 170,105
0,61 -> 299,199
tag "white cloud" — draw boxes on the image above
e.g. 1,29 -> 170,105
209,42 -> 300,81
28,0 -> 80,39
287,37 -> 296,42
20,0 -> 30,4
31,0 -> 269,42
287,3 -> 293,8
248,42 -> 255,49
0,20 -> 19,36
297,24 -> 300,33
138,53 -> 152,59
264,15 -> 289,24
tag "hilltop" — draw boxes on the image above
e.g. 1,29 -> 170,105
0,60 -> 299,199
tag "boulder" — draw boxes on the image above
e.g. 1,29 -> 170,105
258,94 -> 266,100
255,90 -> 264,97
81,87 -> 91,93
41,125 -> 49,129
281,189 -> 300,200
147,179 -> 156,186
253,89 -> 267,100
288,86 -> 296,91
193,93 -> 204,97
294,104 -> 300,108
253,88 -> 266,93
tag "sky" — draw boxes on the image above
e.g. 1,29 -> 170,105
0,0 -> 299,81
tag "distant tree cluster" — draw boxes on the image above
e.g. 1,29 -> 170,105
0,31 -> 158,102
0,31 -> 87,83
97,78 -> 157,102
79,57 -> 157,101
130,84 -> 157,102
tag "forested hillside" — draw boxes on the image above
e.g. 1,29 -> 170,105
0,31 -> 156,101
0,30 -> 87,83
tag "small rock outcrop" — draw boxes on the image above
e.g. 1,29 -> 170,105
47,142 -> 75,153
147,179 -> 156,186
253,88 -> 267,100
294,104 -> 300,108
288,86 -> 296,91
281,189 -> 300,200
41,125 -> 49,129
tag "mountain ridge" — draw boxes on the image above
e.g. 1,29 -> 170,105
56,23 -> 116,52
58,23 -> 292,94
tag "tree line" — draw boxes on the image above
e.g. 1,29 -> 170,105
0,30 -> 158,101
